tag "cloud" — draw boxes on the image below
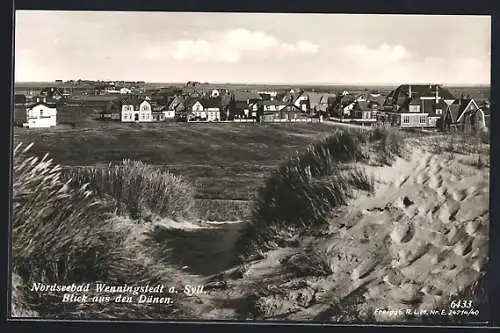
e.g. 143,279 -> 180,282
282,40 -> 319,54
146,28 -> 319,63
345,43 -> 413,62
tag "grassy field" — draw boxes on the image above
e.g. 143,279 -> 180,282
13,121 -> 338,219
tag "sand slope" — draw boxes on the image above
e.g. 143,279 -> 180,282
189,144 -> 489,322
311,148 -> 489,321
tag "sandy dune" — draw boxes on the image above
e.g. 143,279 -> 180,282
184,142 -> 489,322
295,147 -> 488,321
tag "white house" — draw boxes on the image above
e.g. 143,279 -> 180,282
120,87 -> 132,94
210,89 -> 220,98
120,96 -> 153,122
24,98 -> 57,128
186,98 -> 220,121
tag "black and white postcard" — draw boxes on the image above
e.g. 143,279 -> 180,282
10,11 -> 491,325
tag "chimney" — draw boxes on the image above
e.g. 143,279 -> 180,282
36,97 -> 40,102
435,85 -> 439,103
408,85 -> 412,97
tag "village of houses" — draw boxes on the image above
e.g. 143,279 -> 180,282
14,80 -> 490,133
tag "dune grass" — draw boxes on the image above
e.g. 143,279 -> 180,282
12,143 -> 110,285
63,160 -> 195,220
235,127 -> 406,259
11,143 -> 196,319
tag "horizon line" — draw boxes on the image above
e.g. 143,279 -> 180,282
14,80 -> 491,87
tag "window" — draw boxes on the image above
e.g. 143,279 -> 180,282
39,109 -> 43,116
409,105 -> 420,113
403,115 -> 410,124
436,109 -> 442,115
420,116 -> 427,124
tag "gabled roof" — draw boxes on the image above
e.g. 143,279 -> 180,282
445,98 -> 478,123
337,94 -> 356,107
168,95 -> 185,107
386,84 -> 457,113
282,91 -> 305,104
27,101 -> 58,109
199,98 -> 221,109
184,97 -> 201,110
404,84 -> 454,98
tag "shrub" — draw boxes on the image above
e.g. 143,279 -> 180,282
65,160 -> 195,220
12,142 -> 112,285
12,143 -> 186,319
369,126 -> 406,164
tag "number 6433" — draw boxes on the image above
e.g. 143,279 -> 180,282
450,300 -> 473,309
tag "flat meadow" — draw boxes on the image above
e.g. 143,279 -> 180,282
13,118 -> 338,220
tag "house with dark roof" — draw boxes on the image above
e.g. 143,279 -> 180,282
225,99 -> 249,120
350,100 -> 378,124
282,90 -> 310,112
184,97 -> 221,121
23,97 -> 58,128
151,105 -> 168,121
384,84 -> 456,128
262,105 -> 309,122
333,94 -> 356,118
167,95 -> 185,118
107,95 -> 153,122
441,98 -> 486,133
309,93 -> 336,114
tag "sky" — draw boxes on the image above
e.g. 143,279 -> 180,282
14,11 -> 491,85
